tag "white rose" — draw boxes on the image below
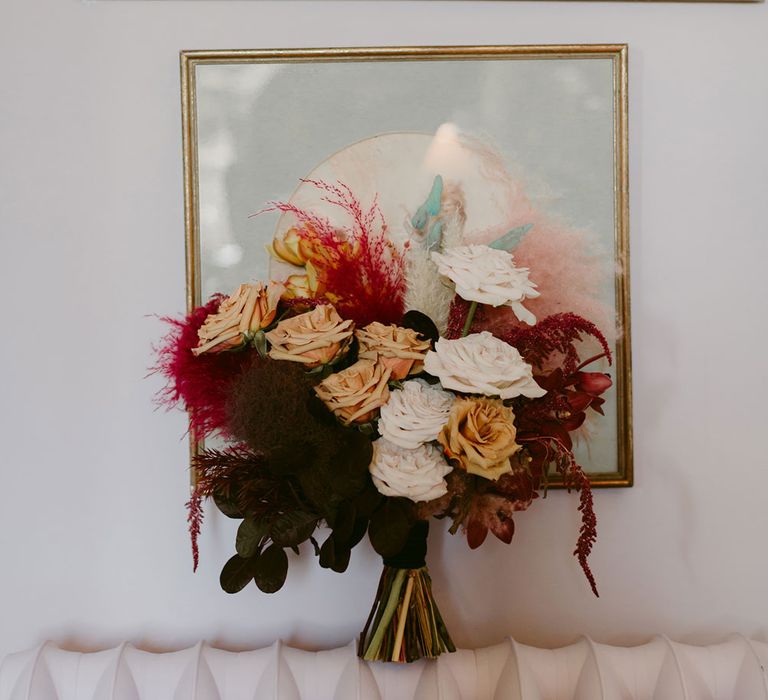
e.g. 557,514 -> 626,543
369,438 -> 452,503
379,379 -> 455,449
424,332 -> 546,400
430,244 -> 539,325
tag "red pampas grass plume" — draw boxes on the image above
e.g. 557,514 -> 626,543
151,296 -> 255,440
255,179 -> 407,326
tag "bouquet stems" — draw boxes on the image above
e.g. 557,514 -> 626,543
359,523 -> 455,662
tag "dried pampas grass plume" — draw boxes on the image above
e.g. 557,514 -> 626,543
404,182 -> 467,334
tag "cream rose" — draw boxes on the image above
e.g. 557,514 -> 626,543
265,304 -> 353,368
369,438 -> 452,502
431,244 -> 539,325
356,322 -> 431,380
314,358 -> 391,424
378,380 -> 454,449
192,282 -> 285,356
438,397 -> 520,481
424,332 -> 545,399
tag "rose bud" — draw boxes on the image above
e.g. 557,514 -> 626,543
574,371 -> 612,396
266,226 -> 316,267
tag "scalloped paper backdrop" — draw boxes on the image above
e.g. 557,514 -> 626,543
1,637 -> 767,699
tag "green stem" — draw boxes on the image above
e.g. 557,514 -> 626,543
363,569 -> 407,661
461,301 -> 479,338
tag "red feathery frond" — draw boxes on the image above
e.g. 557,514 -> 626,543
151,297 -> 255,440
257,180 -> 406,326
494,312 -> 612,374
520,435 -> 599,596
185,487 -> 204,572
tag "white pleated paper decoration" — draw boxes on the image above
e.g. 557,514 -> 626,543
1,637 -> 766,700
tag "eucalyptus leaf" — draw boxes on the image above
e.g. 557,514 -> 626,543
319,534 -> 351,573
331,501 -> 356,544
253,544 -> 289,593
270,511 -> 318,547
213,489 -> 243,519
236,518 -> 267,558
488,223 -> 533,251
220,554 -> 257,594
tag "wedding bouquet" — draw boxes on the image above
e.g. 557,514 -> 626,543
154,178 -> 612,663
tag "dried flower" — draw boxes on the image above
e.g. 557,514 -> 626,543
431,244 -> 539,325
369,438 -> 451,502
192,282 -> 285,356
439,397 -> 520,481
356,322 -> 431,380
314,358 -> 391,424
267,226 -> 317,267
378,380 -> 454,449
282,273 -> 315,299
266,304 -> 353,368
424,332 -> 546,399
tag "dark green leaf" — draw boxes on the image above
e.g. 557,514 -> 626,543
236,518 -> 267,558
213,489 -> 243,519
319,534 -> 336,569
354,484 -> 384,517
319,533 -> 351,573
220,554 -> 256,594
309,536 -> 321,557
270,511 -> 318,547
253,544 -> 289,593
348,516 -> 369,549
330,501 -> 356,544
369,499 -> 412,558
401,310 -> 439,345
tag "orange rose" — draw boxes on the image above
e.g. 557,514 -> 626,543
192,282 -> 284,356
314,359 -> 391,424
438,397 -> 520,481
356,322 -> 431,380
265,304 -> 353,368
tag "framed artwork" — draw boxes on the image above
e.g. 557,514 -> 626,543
180,45 -> 632,487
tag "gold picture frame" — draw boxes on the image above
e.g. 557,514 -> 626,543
180,45 -> 632,488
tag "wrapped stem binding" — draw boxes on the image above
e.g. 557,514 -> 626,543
359,522 -> 455,662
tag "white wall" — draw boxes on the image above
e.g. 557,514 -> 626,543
1,0 -> 767,662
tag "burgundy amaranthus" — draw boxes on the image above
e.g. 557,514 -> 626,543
256,179 -> 407,326
151,296 -> 255,439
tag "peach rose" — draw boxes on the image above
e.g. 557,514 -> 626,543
192,282 -> 284,356
438,397 -> 520,481
314,358 -> 391,424
356,322 -> 431,380
265,304 -> 353,368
